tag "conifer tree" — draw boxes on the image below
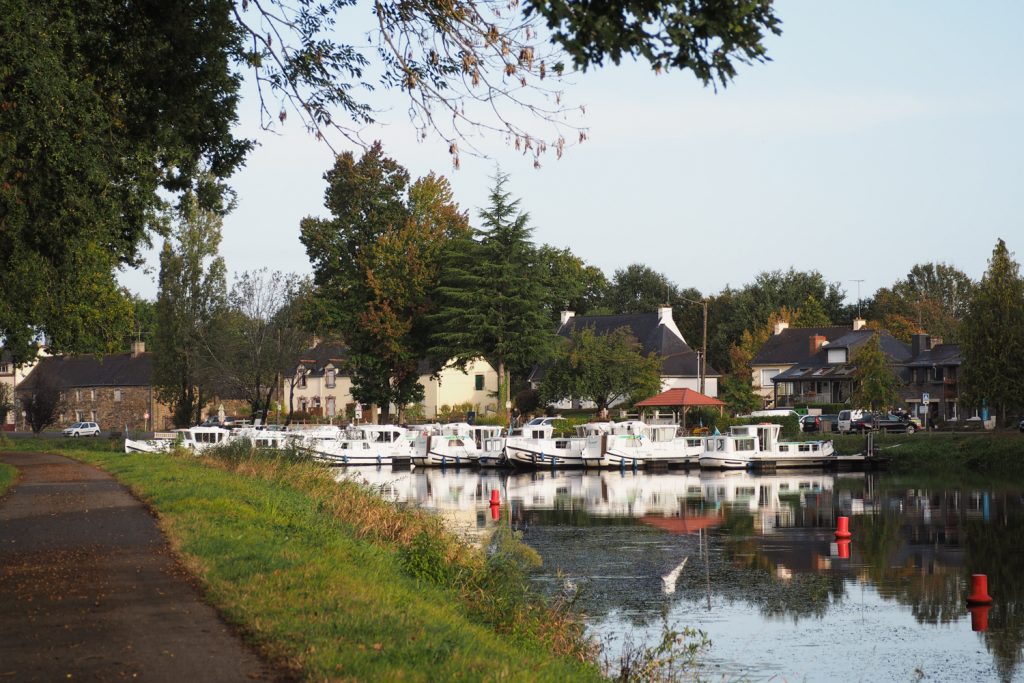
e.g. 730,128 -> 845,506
431,171 -> 553,419
851,332 -> 901,412
960,239 -> 1024,425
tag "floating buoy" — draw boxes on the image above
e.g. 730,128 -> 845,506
489,489 -> 500,506
967,574 -> 993,605
969,605 -> 991,632
835,516 -> 852,539
836,539 -> 850,560
490,504 -> 500,521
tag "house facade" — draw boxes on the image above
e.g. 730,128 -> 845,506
282,341 -> 500,422
529,307 -> 720,406
0,346 -> 46,430
769,328 -> 912,407
14,341 -> 172,432
902,333 -> 962,422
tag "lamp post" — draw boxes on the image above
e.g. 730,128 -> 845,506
679,297 -> 709,395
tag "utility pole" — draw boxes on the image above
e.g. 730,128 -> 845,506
701,299 -> 708,395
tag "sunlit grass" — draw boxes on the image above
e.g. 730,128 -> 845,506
53,444 -> 601,681
0,462 -> 16,496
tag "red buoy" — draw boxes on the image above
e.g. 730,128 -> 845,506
967,574 -> 993,605
490,505 -> 500,521
835,516 -> 852,539
836,539 -> 851,560
969,605 -> 991,632
489,489 -> 500,506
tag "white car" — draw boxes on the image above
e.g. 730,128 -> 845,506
63,422 -> 101,437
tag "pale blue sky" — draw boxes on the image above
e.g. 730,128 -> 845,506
119,1 -> 1024,303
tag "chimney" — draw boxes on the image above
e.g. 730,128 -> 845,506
131,339 -> 145,358
773,321 -> 789,336
809,334 -> 827,356
657,306 -> 687,343
852,317 -> 866,331
911,333 -> 931,357
559,310 -> 575,326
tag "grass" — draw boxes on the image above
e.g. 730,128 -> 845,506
3,437 -> 601,682
0,462 -> 16,496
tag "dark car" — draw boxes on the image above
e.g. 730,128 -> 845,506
851,413 -> 917,434
799,415 -> 821,433
1019,419 -> 1024,433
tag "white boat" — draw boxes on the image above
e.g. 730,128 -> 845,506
698,423 -> 836,470
579,422 -> 655,469
505,417 -> 587,467
611,421 -> 703,467
124,425 -> 233,454
304,424 -> 415,466
411,428 -> 480,467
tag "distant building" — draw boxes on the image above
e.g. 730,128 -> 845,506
15,341 -> 171,431
529,307 -> 720,408
281,341 -> 499,422
902,333 -> 962,421
0,345 -> 47,430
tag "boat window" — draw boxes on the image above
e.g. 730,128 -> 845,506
798,444 -> 810,452
555,440 -> 569,449
450,439 -> 464,447
735,438 -> 755,452
341,443 -> 349,449
779,484 -> 790,491
736,487 -> 755,497
779,445 -> 789,452
688,486 -> 702,494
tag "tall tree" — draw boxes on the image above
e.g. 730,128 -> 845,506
302,146 -> 468,422
960,239 -> 1024,426
867,263 -> 975,343
431,171 -> 553,419
536,245 -> 610,322
20,372 -> 63,435
539,327 -> 662,416
851,333 -> 901,412
606,264 -> 679,314
152,195 -> 228,427
792,295 -> 832,327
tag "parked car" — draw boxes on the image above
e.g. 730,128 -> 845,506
1019,419 -> 1024,433
850,413 -> 917,434
62,421 -> 101,437
837,409 -> 866,434
799,415 -> 821,433
819,414 -> 839,433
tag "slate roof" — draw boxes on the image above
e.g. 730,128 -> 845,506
530,311 -> 719,383
772,330 -> 912,382
751,326 -> 854,365
904,343 -> 962,367
19,353 -> 153,389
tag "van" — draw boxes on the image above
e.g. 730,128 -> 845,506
748,409 -> 801,420
837,409 -> 866,434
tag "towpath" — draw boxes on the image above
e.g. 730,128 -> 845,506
0,451 -> 290,682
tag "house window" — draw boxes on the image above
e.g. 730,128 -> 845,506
299,398 -> 308,412
327,397 -> 336,416
826,348 -> 847,364
760,369 -> 780,387
114,389 -> 122,402
933,367 -> 944,381
313,397 -> 321,408
326,369 -> 336,388
474,374 -> 484,391
75,389 -> 81,401
0,364 -> 9,374
90,410 -> 97,422
76,411 -> 84,421
90,389 -> 95,401
298,373 -> 307,389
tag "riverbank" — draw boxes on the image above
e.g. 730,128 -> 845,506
1,438 -> 602,682
831,431 -> 1024,481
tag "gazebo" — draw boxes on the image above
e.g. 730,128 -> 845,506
634,388 -> 725,431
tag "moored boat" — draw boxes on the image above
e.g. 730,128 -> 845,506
698,423 -> 835,470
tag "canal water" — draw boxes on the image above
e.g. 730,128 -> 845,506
342,467 -> 1024,682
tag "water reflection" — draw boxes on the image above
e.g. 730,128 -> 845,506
343,466 -> 1024,681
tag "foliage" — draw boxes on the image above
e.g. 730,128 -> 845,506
302,144 -> 469,422
851,332 -> 901,412
539,326 -> 662,414
431,171 -> 554,419
20,372 -> 64,434
126,295 -> 158,348
959,239 -> 1024,426
866,262 -> 975,343
0,383 -> 12,426
792,294 -> 832,327
206,270 -> 311,423
514,388 -> 542,416
152,194 -> 228,427
537,245 -> 611,322
0,0 -> 247,362
604,622 -> 710,683
0,462 -> 15,496
719,373 -> 761,415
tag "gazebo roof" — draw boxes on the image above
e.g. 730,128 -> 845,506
635,388 -> 725,408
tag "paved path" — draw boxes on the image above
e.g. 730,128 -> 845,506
0,452 -> 290,682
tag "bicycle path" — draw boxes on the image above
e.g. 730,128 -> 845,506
0,451 -> 291,682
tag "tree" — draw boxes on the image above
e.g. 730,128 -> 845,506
867,263 -> 975,343
960,239 -> 1024,426
606,264 -> 678,314
301,145 -> 470,422
152,195 -> 228,427
21,373 -> 63,435
539,326 -> 661,415
205,270 -> 311,424
0,383 -> 12,426
851,333 -> 901,412
431,171 -> 553,419
536,245 -> 610,322
792,295 -> 832,327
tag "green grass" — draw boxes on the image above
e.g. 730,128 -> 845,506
17,441 -> 600,682
0,462 -> 16,496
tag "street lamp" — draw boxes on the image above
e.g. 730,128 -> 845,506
678,297 -> 708,395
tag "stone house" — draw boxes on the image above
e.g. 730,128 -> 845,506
528,307 -> 721,406
751,319 -> 868,408
281,341 -> 499,422
15,341 -> 171,432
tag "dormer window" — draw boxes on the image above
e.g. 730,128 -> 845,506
826,348 -> 848,364
326,368 -> 336,388
298,373 -> 307,389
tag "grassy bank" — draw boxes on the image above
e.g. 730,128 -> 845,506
0,462 -> 15,496
3,438 -> 601,682
830,431 -> 1024,481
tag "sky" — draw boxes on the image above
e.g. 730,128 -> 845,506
119,1 -> 1024,305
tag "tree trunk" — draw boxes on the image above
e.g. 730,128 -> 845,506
496,359 -> 506,422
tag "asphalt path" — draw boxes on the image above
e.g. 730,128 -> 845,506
0,452 -> 291,682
